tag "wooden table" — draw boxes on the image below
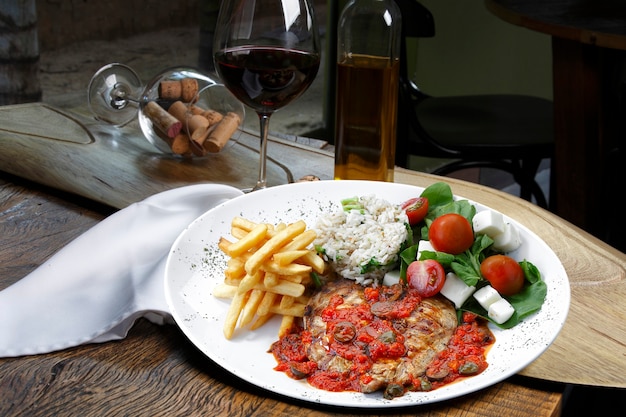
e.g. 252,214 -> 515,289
484,0 -> 626,253
1,101 -> 625,415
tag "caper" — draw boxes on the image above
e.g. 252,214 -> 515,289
426,366 -> 449,381
383,383 -> 404,399
378,330 -> 396,343
419,377 -> 432,391
459,361 -> 479,375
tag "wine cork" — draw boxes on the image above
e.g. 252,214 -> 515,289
169,132 -> 192,156
143,101 -> 182,138
158,80 -> 182,101
159,78 -> 199,103
203,109 -> 224,125
153,126 -> 193,156
167,100 -> 189,123
189,104 -> 206,116
181,78 -> 199,102
188,114 -> 210,140
204,112 -> 241,153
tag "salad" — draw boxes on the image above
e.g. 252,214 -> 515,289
390,182 -> 547,329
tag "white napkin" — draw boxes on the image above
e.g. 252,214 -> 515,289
0,184 -> 243,357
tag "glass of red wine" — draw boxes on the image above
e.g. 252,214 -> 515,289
213,0 -> 321,191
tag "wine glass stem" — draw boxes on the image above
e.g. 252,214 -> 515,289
254,113 -> 271,191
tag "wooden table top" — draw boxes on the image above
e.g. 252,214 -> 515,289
0,167 -> 563,417
0,100 -> 624,415
485,0 -> 626,50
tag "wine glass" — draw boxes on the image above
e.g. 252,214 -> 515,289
87,63 -> 245,157
213,0 -> 321,191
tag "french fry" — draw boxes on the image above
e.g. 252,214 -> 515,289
273,250 -> 309,266
214,216 -> 326,339
239,289 -> 265,328
218,236 -> 233,253
231,216 -> 258,232
237,270 -> 264,294
212,283 -> 237,298
297,251 -> 326,274
227,223 -> 268,258
278,315 -> 295,337
263,271 -> 280,288
279,295 -> 295,309
279,273 -> 305,284
262,260 -> 311,275
253,280 -> 305,297
244,220 -> 306,276
279,229 -> 317,251
223,290 -> 249,339
225,257 -> 246,280
270,302 -> 306,317
257,291 -> 278,317
250,312 -> 275,330
230,226 -> 250,240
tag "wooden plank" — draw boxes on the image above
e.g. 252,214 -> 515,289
0,103 -> 333,209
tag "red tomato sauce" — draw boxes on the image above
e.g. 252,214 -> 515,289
269,292 -> 494,395
423,312 -> 495,390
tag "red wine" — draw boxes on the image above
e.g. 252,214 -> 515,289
215,46 -> 320,114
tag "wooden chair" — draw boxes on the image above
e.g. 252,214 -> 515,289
394,0 -> 554,208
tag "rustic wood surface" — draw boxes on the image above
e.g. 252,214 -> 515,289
484,0 -> 626,269
0,175 -> 563,417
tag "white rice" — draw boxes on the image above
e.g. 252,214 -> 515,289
314,195 -> 409,286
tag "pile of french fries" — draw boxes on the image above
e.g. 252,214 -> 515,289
213,216 -> 326,339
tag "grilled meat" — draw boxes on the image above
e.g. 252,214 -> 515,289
303,279 -> 457,394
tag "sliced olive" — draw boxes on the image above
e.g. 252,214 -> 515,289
289,364 -> 309,379
370,301 -> 394,317
333,321 -> 356,343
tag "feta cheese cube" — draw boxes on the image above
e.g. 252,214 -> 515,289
492,222 -> 521,252
416,240 -> 435,260
473,285 -> 502,310
472,210 -> 505,237
488,298 -> 515,324
383,269 -> 401,286
439,272 -> 476,308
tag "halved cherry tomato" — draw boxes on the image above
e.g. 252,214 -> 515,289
401,197 -> 429,226
406,259 -> 446,297
480,254 -> 525,296
428,213 -> 474,254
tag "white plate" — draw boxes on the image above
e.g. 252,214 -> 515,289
164,180 -> 570,408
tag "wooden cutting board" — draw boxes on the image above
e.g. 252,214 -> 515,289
0,103 -> 334,209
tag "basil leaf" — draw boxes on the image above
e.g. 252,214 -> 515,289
520,259 -> 541,284
420,182 -> 454,208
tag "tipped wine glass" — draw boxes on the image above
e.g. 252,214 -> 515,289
213,0 -> 321,191
87,63 -> 245,157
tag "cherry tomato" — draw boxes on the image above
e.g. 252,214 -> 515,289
406,260 -> 446,297
480,254 -> 525,296
401,197 -> 429,226
428,213 -> 474,254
